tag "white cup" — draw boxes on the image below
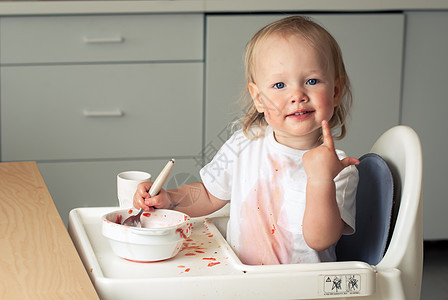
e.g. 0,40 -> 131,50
117,171 -> 152,208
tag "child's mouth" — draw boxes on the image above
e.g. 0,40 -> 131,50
286,111 -> 313,117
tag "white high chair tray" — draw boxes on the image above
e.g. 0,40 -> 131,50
68,207 -> 376,300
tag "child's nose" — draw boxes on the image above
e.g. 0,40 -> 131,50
290,86 -> 309,103
290,92 -> 309,103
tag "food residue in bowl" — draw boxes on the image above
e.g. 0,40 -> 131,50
115,215 -> 122,224
108,209 -> 189,229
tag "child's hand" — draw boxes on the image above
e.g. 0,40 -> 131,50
133,182 -> 172,211
303,120 -> 359,181
302,120 -> 359,250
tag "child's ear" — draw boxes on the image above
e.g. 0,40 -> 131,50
333,81 -> 342,107
248,82 -> 265,113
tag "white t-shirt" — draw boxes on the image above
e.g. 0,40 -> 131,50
200,126 -> 358,265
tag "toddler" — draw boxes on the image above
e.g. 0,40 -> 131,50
134,16 -> 359,265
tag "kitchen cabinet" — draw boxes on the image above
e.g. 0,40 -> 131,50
0,14 -> 204,225
401,11 -> 448,240
0,14 -> 203,64
1,9 -> 445,239
1,63 -> 202,161
205,13 -> 404,162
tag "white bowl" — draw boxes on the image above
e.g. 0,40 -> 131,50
102,208 -> 192,262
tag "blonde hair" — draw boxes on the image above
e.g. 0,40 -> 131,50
240,16 -> 352,141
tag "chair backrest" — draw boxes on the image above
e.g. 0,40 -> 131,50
338,125 -> 423,300
371,125 -> 423,300
336,153 -> 394,265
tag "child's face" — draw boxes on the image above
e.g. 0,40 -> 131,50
249,34 -> 340,150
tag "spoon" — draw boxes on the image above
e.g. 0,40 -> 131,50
122,158 -> 175,227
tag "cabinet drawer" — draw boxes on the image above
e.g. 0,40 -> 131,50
1,62 -> 203,161
38,158 -> 202,225
0,14 -> 203,64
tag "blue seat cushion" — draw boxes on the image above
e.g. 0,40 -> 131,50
336,153 -> 394,265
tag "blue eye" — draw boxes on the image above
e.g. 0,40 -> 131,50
273,82 -> 285,89
306,79 -> 318,85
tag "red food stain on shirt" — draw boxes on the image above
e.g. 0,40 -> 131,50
238,155 -> 294,265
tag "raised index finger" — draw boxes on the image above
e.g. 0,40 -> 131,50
321,120 -> 335,151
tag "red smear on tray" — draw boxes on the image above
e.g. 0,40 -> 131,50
181,241 -> 206,253
142,212 -> 151,217
128,209 -> 133,214
207,262 -> 221,267
202,257 -> 216,261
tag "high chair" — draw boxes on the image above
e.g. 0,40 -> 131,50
335,125 -> 423,299
368,125 -> 423,299
210,125 -> 423,300
67,125 -> 423,300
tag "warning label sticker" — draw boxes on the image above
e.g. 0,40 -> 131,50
321,274 -> 361,295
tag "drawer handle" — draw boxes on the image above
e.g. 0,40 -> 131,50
83,36 -> 124,44
83,109 -> 124,117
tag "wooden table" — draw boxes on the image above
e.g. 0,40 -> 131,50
0,161 -> 99,299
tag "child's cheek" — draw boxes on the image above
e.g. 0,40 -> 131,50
265,110 -> 271,119
264,106 -> 277,119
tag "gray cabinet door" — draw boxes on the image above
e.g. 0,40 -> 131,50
1,63 -> 203,161
402,12 -> 448,240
